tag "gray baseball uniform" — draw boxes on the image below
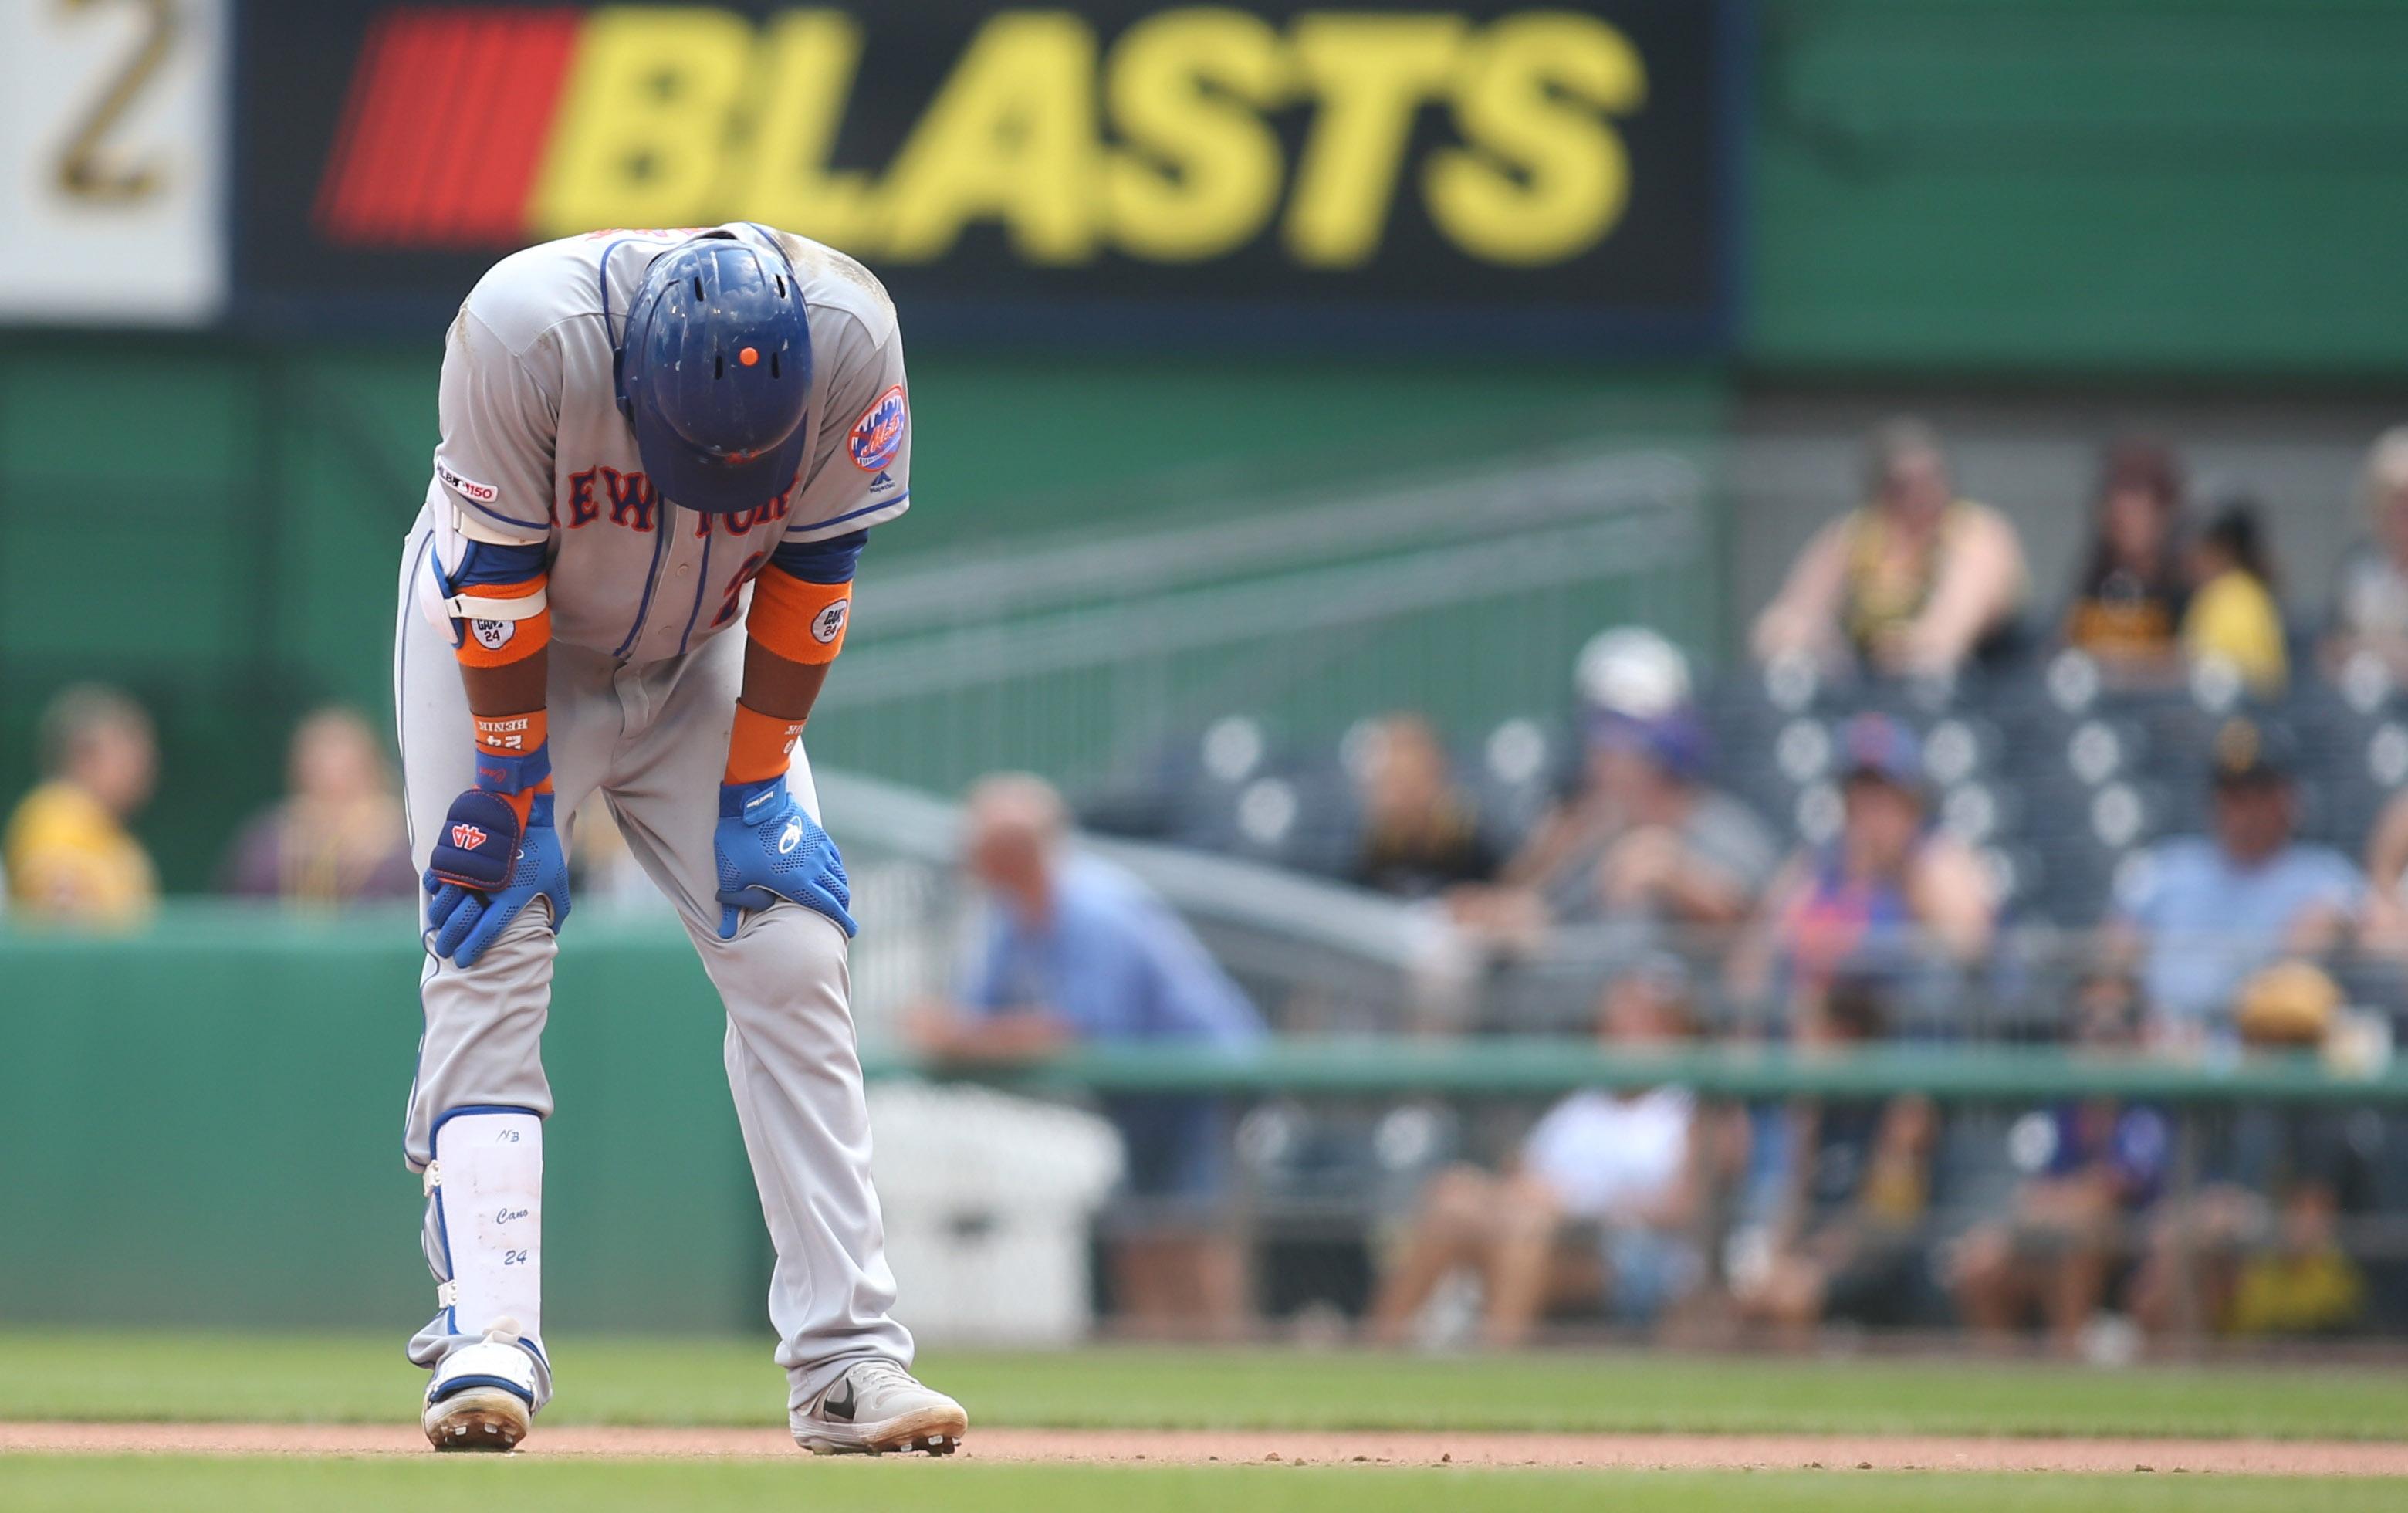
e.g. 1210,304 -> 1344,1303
394,224 -> 914,1414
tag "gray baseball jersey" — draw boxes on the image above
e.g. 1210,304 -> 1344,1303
395,223 -> 915,1418
414,222 -> 911,659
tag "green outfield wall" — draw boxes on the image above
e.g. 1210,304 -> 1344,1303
1750,0 -> 2408,376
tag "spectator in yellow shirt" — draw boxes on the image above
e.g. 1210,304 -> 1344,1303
1753,418 -> 2028,680
2182,503 -> 2288,695
3,685 -> 160,926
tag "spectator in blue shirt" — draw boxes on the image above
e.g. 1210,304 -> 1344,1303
909,773 -> 1263,1335
2106,719 -> 2362,1043
1950,970 -> 2170,1352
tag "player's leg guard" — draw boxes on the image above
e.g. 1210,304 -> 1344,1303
416,1106 -> 550,1448
423,1106 -> 545,1342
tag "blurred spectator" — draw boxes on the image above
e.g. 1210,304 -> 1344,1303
1583,708 -> 1779,929
1451,631 -> 1776,951
1730,981 -> 1943,1336
218,707 -> 414,907
2322,426 -> 2408,680
3,685 -> 159,926
2131,972 -> 2372,1339
1950,970 -> 2169,1352
1751,418 -> 2028,679
2180,500 -> 2288,695
908,773 -> 1265,1337
2061,438 -> 2189,678
1348,714 -> 1500,899
1733,714 -> 1996,1027
2358,786 -> 2408,956
2105,719 -> 2359,1042
1368,956 -> 1711,1346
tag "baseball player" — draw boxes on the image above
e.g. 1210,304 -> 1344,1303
394,222 -> 963,1455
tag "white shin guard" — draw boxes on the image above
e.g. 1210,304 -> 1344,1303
424,1109 -> 543,1346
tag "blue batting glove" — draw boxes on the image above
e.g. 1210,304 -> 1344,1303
714,777 -> 855,941
423,790 -> 571,969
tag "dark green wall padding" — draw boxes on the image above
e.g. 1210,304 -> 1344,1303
0,909 -> 763,1335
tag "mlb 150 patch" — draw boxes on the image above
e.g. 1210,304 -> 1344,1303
438,461 -> 501,505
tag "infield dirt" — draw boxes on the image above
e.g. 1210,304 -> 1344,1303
3,1422 -> 2402,1475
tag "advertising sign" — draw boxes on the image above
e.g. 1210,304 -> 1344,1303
236,1 -> 1742,343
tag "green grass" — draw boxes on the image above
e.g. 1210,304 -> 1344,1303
4,1332 -> 2406,1441
0,1461 -> 2400,1513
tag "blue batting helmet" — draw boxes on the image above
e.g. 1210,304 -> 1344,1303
614,232 -> 813,517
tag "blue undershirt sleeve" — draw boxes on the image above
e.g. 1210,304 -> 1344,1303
444,539 -> 550,591
767,530 -> 868,585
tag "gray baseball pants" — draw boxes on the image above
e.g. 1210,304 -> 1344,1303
391,516 -> 912,1413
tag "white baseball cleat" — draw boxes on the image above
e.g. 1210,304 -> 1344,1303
422,1320 -> 539,1452
790,1359 -> 968,1456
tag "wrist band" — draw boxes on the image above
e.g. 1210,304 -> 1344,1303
725,703 -> 806,785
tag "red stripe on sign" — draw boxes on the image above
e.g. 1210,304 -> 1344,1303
316,8 -> 428,242
389,12 -> 482,242
316,8 -> 582,249
445,11 -> 583,244
409,9 -> 492,242
320,10 -> 465,242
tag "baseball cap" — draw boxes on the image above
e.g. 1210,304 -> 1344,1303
2235,960 -> 2339,1047
2208,716 -> 2292,788
1575,628 -> 1693,720
1586,706 -> 1709,779
1838,712 -> 1923,788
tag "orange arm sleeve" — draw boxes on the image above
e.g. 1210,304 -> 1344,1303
451,577 -> 552,668
745,566 -> 851,665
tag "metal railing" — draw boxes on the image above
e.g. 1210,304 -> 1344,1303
807,445 -> 1713,794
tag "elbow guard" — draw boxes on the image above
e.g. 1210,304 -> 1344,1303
441,540 -> 552,668
746,566 -> 851,664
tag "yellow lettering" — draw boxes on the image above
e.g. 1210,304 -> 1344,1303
1104,8 -> 1288,262
1283,15 -> 1466,269
733,10 -> 879,249
529,7 -> 753,235
1424,13 -> 1643,266
879,12 -> 1101,264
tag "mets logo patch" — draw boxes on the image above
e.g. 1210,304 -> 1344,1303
847,385 -> 907,472
451,824 -> 489,850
